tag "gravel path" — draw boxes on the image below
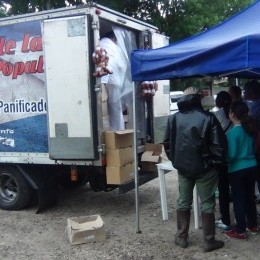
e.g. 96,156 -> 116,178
0,170 -> 259,260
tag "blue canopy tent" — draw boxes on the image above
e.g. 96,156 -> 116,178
131,1 -> 260,81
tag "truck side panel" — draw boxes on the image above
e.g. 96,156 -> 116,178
0,20 -> 48,153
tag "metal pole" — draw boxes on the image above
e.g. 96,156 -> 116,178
133,82 -> 141,233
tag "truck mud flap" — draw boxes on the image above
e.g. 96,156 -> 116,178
16,165 -> 60,213
36,178 -> 59,214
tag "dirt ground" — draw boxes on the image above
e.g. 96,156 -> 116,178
0,169 -> 260,260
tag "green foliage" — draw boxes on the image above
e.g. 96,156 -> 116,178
154,0 -> 255,43
2,0 -> 70,14
88,0 -> 140,15
171,77 -> 212,91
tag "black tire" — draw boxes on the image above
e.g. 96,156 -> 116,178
0,166 -> 33,210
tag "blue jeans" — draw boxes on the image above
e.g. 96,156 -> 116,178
229,166 -> 257,233
177,168 -> 218,213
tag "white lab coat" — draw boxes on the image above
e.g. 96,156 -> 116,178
100,37 -> 127,130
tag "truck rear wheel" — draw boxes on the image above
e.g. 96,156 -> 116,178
0,166 -> 33,210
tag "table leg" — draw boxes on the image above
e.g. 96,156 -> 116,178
157,167 -> 168,221
193,185 -> 200,229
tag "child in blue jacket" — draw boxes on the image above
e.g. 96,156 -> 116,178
225,101 -> 258,239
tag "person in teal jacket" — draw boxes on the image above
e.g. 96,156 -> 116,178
225,101 -> 258,240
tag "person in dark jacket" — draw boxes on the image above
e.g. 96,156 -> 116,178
213,91 -> 232,231
164,87 -> 227,252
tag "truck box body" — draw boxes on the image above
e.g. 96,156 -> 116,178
0,4 -> 170,211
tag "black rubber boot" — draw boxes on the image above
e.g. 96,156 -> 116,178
175,209 -> 190,248
202,213 -> 224,252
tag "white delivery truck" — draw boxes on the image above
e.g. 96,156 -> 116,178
0,3 -> 170,212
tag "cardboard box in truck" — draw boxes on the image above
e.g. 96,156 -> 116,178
106,147 -> 134,167
104,130 -> 134,149
106,162 -> 134,184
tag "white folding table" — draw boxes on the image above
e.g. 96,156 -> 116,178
157,161 -> 200,229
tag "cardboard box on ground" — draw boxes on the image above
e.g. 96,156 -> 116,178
66,214 -> 106,245
141,143 -> 169,172
104,130 -> 134,185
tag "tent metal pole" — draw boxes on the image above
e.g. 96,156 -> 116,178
133,82 -> 141,233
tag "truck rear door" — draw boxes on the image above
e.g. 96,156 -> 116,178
42,16 -> 97,160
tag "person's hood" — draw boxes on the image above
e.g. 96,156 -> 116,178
177,94 -> 203,112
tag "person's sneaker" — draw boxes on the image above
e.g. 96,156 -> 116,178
246,226 -> 259,235
224,229 -> 247,240
215,219 -> 230,231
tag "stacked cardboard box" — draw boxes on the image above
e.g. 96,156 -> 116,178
105,130 -> 134,184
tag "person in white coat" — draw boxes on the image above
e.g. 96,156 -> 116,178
99,32 -> 128,130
